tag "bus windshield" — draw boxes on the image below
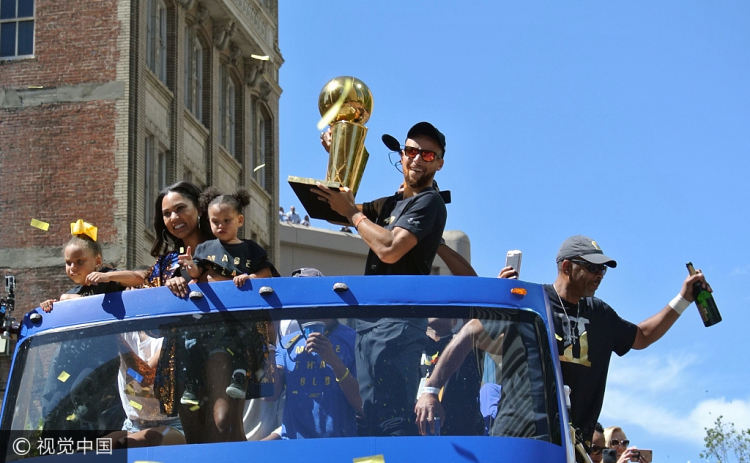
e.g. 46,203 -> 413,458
2,305 -> 560,460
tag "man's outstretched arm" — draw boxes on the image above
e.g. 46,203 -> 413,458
633,271 -> 712,350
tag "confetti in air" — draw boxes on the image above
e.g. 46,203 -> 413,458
30,219 -> 50,231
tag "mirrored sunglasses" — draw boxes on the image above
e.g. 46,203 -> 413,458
403,146 -> 440,162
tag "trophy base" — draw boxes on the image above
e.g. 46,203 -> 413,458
288,176 -> 350,224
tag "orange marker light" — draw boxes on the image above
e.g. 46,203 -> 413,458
511,287 -> 527,296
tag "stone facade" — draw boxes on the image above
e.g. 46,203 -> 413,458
0,0 -> 283,321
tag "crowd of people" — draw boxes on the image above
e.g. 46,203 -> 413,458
37,121 -> 712,460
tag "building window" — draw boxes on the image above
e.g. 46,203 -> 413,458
146,0 -> 167,83
145,136 -> 167,228
0,0 -> 34,58
254,109 -> 272,190
184,25 -> 203,122
219,65 -> 236,158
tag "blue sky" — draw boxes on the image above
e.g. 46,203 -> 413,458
277,2 -> 750,461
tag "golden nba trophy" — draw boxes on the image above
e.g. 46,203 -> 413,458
288,76 -> 373,223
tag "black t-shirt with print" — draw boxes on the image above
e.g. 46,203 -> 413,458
543,284 -> 637,441
361,187 -> 446,276
357,188 -> 446,332
194,239 -> 271,278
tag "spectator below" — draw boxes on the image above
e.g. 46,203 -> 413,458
286,206 -> 301,224
279,207 -> 285,222
589,422 -> 605,463
267,317 -> 361,439
604,426 -> 645,463
302,215 -> 310,227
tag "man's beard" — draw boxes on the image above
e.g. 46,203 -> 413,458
404,170 -> 434,190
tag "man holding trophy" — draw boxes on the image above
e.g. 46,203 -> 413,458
315,121 -> 447,275
315,120 -> 448,436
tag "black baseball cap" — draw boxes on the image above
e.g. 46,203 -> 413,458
381,121 -> 446,156
556,235 -> 617,268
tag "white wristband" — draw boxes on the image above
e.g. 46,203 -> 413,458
669,294 -> 691,314
421,386 -> 441,396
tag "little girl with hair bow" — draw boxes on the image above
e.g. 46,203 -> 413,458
40,219 -> 145,312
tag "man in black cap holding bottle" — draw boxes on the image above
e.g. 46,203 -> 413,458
415,234 -> 713,444
547,235 -> 712,445
315,121 -> 447,436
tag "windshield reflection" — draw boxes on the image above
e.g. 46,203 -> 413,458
4,307 -> 558,459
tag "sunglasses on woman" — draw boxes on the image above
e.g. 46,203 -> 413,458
402,146 -> 440,162
610,439 -> 630,448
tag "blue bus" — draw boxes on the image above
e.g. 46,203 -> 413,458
1,276 -> 575,462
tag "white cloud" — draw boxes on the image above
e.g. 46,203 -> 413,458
606,352 -> 700,394
602,391 -> 750,444
601,352 -> 750,447
688,398 -> 750,432
730,266 -> 750,276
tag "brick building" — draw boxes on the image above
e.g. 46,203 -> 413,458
0,0 -> 283,316
0,0 -> 283,388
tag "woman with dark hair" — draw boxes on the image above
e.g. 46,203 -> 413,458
146,181 -> 214,295
141,181 -> 214,444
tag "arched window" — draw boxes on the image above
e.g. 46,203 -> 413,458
254,107 -> 272,190
219,65 -> 237,157
144,135 -> 168,228
184,25 -> 203,122
146,0 -> 167,83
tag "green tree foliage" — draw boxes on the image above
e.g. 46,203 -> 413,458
701,416 -> 750,463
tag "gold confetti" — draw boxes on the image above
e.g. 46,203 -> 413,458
354,456 -> 385,463
27,85 -> 44,89
250,54 -> 270,61
190,405 -> 201,412
129,400 -> 143,410
58,371 -> 70,382
317,77 -> 353,130
227,348 -> 234,356
253,164 -> 265,172
66,414 -> 76,421
179,247 -> 185,254
30,219 -> 50,231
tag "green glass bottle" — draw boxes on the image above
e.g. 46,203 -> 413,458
686,262 -> 721,327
